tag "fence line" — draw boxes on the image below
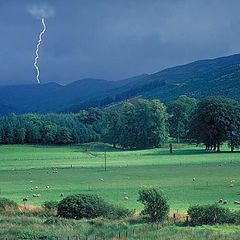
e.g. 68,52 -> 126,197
3,214 -> 189,240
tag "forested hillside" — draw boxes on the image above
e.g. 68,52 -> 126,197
0,54 -> 240,115
72,54 -> 240,112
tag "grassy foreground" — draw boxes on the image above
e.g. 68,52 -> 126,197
1,213 -> 240,240
0,144 -> 240,211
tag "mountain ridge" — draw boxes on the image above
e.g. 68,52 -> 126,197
0,53 -> 240,115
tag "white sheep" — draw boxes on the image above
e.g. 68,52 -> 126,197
46,186 -> 50,189
124,196 -> 129,200
33,193 -> 41,198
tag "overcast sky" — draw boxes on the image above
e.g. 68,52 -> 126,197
1,0 -> 240,85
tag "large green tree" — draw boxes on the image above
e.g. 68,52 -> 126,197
190,97 -> 240,151
167,95 -> 197,143
103,107 -> 121,148
118,99 -> 168,149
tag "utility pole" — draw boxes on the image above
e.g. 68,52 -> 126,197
104,150 -> 107,171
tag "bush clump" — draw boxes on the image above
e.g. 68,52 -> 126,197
42,201 -> 59,211
104,204 -> 132,219
58,194 -> 131,220
0,197 -> 18,211
138,187 -> 169,222
187,204 -> 233,226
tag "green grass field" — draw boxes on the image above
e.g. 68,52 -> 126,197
0,144 -> 240,212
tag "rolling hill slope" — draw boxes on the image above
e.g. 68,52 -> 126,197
0,54 -> 240,115
65,54 -> 240,112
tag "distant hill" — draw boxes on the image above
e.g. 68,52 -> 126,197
64,54 -> 240,112
0,54 -> 240,115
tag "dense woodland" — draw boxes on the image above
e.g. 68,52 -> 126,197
0,96 -> 239,151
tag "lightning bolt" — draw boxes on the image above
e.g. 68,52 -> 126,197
34,18 -> 46,84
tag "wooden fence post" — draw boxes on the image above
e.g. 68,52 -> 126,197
173,213 -> 176,224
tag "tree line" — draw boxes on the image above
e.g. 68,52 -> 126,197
0,110 -> 103,145
0,96 -> 239,151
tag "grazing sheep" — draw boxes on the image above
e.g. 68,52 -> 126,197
218,199 -> 223,203
223,200 -> 228,204
35,186 -> 38,189
124,196 -> 129,200
33,194 -> 40,198
60,193 -> 64,197
123,192 -> 128,195
99,178 -> 104,181
192,178 -> 196,182
30,180 -> 33,183
46,186 -> 50,189
234,201 -> 240,205
230,180 -> 235,187
23,196 -> 28,202
31,187 -> 34,190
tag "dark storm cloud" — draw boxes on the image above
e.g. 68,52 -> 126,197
1,0 -> 240,85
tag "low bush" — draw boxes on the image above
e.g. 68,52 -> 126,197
58,194 -> 131,220
138,187 -> 169,222
231,211 -> 240,224
187,204 -> 233,226
17,230 -> 56,239
42,201 -> 59,211
104,204 -> 132,219
0,197 -> 18,212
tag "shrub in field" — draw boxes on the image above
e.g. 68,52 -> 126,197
42,201 -> 59,211
104,204 -> 132,219
187,204 -> 233,226
58,194 -> 131,220
231,211 -> 240,224
0,197 -> 18,211
17,230 -> 56,239
138,188 -> 169,222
